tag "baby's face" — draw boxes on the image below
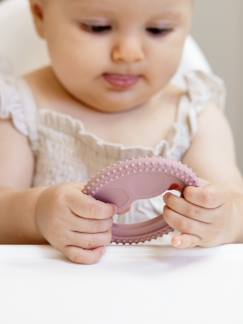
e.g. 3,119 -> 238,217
33,0 -> 192,113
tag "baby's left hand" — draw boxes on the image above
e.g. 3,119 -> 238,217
163,180 -> 243,248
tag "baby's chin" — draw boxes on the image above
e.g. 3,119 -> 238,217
82,99 -> 148,114
75,91 -> 155,114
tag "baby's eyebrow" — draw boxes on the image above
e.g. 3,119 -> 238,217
68,1 -> 117,14
67,0 -> 185,23
151,11 -> 184,22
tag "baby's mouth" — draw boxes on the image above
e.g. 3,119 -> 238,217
102,73 -> 140,89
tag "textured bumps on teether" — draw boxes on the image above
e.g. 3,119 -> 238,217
83,157 -> 199,244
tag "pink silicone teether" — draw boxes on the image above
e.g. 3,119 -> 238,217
83,157 -> 199,244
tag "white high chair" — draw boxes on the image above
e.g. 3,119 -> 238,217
0,0 -> 211,79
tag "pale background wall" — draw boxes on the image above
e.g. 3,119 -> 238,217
192,0 -> 243,170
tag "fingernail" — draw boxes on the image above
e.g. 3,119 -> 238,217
111,204 -> 118,214
163,193 -> 169,200
174,238 -> 182,247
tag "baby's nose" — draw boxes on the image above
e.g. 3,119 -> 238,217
111,36 -> 145,64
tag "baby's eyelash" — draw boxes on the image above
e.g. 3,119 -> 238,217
146,27 -> 173,36
80,23 -> 173,37
81,23 -> 111,34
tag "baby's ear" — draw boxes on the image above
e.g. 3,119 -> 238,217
29,0 -> 46,38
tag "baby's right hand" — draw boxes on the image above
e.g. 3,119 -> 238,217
35,183 -> 116,264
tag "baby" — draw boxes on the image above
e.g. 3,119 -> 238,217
0,0 -> 243,264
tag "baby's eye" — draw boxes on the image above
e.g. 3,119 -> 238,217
146,27 -> 173,37
81,23 -> 112,34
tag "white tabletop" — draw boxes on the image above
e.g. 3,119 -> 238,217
0,243 -> 243,324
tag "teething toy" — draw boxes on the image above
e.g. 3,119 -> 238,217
83,157 -> 199,244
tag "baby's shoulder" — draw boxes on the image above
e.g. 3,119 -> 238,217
0,66 -> 39,149
23,66 -> 56,110
162,71 -> 226,133
23,66 -> 82,118
181,70 -> 225,112
0,68 -> 29,136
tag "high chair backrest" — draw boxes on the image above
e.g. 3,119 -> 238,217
0,0 -> 211,81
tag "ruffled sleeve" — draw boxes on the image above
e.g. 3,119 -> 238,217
168,70 -> 226,160
0,61 -> 39,151
185,70 -> 225,112
185,70 -> 226,137
0,75 -> 29,136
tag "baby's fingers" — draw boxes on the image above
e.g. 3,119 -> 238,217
183,184 -> 227,209
67,230 -> 112,250
71,215 -> 113,234
172,234 -> 201,249
67,186 -> 116,220
163,206 -> 208,237
63,245 -> 106,264
163,193 -> 212,224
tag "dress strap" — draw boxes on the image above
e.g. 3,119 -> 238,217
0,60 -> 38,152
15,78 -> 38,152
167,70 -> 226,160
0,74 -> 29,136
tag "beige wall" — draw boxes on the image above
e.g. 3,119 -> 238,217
192,0 -> 243,170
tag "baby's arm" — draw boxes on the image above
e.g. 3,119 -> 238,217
163,103 -> 243,247
182,104 -> 243,191
0,120 -> 115,264
0,119 -> 43,243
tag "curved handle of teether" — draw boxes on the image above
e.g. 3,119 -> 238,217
83,157 -> 199,244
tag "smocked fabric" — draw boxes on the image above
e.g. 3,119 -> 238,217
0,66 -> 225,226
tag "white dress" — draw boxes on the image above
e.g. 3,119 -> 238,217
0,67 -> 225,239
